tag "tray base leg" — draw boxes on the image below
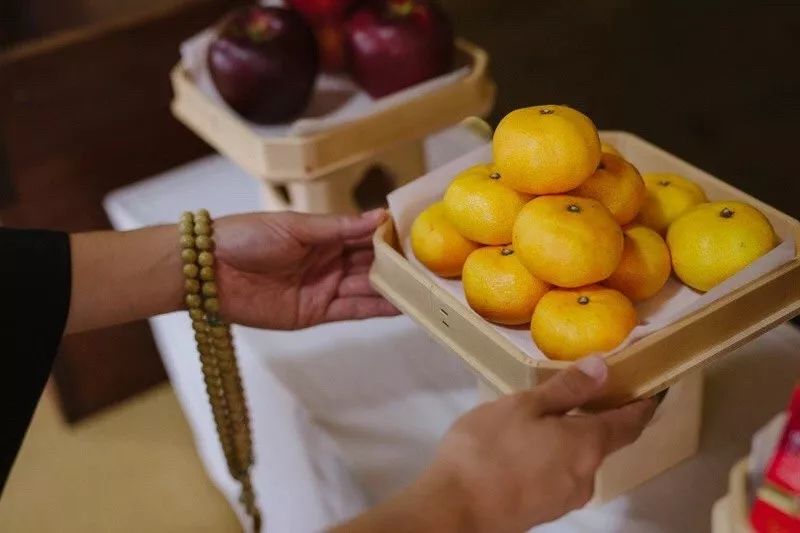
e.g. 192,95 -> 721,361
259,140 -> 426,214
591,370 -> 703,504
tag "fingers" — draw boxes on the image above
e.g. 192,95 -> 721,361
346,264 -> 371,275
325,296 -> 399,322
344,234 -> 377,249
528,356 -> 608,416
297,209 -> 387,244
337,273 -> 376,297
593,398 -> 658,454
345,249 -> 374,269
343,249 -> 375,276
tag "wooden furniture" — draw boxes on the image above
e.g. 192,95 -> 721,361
0,0 -> 246,421
170,40 -> 495,214
370,131 -> 800,501
371,132 -> 800,408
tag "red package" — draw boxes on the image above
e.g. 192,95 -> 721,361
751,385 -> 800,532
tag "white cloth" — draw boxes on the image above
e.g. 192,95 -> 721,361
104,128 -> 800,532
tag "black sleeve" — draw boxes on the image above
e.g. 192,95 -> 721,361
0,228 -> 71,494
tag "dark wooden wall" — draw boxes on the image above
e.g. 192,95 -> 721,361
0,1 -> 244,421
442,0 -> 800,221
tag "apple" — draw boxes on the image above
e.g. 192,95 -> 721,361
208,6 -> 319,124
344,0 -> 454,98
287,0 -> 361,22
287,0 -> 362,72
312,19 -> 349,72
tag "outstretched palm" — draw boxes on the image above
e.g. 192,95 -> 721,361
213,209 -> 397,329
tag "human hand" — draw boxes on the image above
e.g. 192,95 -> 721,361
398,357 -> 657,532
212,209 -> 398,330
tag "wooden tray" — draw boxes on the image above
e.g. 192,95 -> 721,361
170,39 -> 496,182
370,132 -> 800,408
712,458 -> 753,533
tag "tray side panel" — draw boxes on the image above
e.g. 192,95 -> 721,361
306,77 -> 495,178
171,40 -> 496,181
592,371 -> 703,503
600,260 -> 800,407
376,131 -> 800,408
370,222 -> 532,393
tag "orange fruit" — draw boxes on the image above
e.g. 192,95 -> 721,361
512,195 -> 624,288
601,142 -> 621,156
667,201 -> 777,292
493,105 -> 601,194
531,285 -> 638,361
570,152 -> 646,225
605,225 -> 671,301
637,173 -> 708,234
411,202 -> 480,278
443,164 -> 531,245
462,246 -> 550,325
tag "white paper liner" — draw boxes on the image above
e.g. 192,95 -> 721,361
387,136 -> 797,361
180,24 -> 470,138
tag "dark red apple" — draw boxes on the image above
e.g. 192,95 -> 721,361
287,0 -> 362,72
287,0 -> 361,23
208,6 -> 319,124
313,19 -> 349,72
344,0 -> 454,98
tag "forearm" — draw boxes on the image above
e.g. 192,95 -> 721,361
331,468 -> 475,533
65,225 -> 183,334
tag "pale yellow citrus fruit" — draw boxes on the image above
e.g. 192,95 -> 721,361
667,201 -> 776,292
462,246 -> 550,325
493,105 -> 601,194
637,173 -> 708,234
601,142 -> 621,156
531,285 -> 638,361
411,202 -> 480,278
443,163 -> 531,245
605,225 -> 671,301
512,195 -> 624,288
571,152 -> 646,225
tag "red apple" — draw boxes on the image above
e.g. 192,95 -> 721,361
287,0 -> 361,23
208,6 -> 319,124
313,19 -> 349,72
287,0 -> 361,72
344,0 -> 454,98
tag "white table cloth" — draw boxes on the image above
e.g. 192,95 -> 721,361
104,128 -> 800,532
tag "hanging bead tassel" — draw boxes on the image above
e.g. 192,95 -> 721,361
180,211 -> 261,532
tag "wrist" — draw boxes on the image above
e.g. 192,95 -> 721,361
330,464 -> 476,533
394,465 -> 478,532
162,224 -> 187,314
65,224 -> 185,334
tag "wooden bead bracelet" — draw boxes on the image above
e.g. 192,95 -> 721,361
179,210 -> 261,531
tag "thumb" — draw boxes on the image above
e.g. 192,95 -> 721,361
296,208 -> 387,244
529,356 -> 608,416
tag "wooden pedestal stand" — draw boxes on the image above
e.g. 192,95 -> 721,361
171,39 -> 495,214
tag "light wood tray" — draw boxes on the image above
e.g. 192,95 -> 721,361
170,39 -> 496,182
712,458 -> 754,533
370,132 -> 800,409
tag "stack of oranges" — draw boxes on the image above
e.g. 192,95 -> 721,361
411,105 -> 777,361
